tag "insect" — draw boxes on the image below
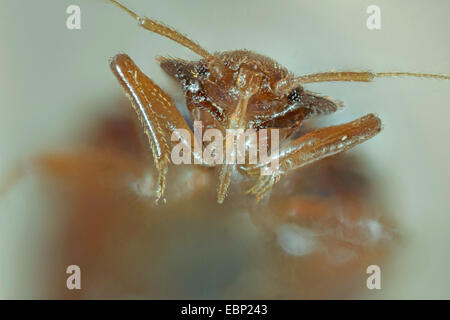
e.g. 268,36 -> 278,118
107,0 -> 449,204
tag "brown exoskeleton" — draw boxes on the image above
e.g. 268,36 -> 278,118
108,0 -> 449,204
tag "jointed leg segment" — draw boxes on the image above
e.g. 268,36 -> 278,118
247,114 -> 382,201
110,54 -> 201,203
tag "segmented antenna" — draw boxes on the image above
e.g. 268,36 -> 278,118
108,0 -> 213,59
375,72 -> 450,80
276,71 -> 450,94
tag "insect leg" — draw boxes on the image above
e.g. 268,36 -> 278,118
110,54 -> 201,203
246,114 -> 382,201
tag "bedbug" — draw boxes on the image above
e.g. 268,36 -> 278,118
106,0 -> 449,204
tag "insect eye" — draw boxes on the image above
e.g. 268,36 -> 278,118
195,63 -> 210,78
287,87 -> 303,103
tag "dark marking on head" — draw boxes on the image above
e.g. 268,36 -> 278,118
287,87 -> 303,104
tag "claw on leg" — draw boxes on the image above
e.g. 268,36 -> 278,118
246,174 -> 281,202
154,160 -> 169,204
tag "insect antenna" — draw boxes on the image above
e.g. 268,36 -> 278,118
375,72 -> 450,80
276,71 -> 450,94
108,0 -> 213,59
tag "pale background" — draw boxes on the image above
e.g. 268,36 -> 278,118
0,0 -> 449,298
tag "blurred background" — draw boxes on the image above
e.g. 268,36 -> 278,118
0,0 -> 449,299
